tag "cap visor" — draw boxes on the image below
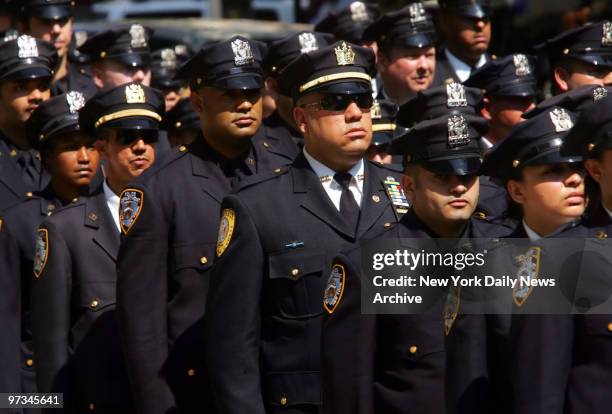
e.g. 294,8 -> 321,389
214,74 -> 263,90
371,131 -> 394,146
3,66 -> 53,81
310,80 -> 371,95
398,33 -> 436,49
115,53 -> 151,69
100,117 -> 159,131
492,83 -> 538,97
526,151 -> 583,166
573,55 -> 612,69
423,156 -> 482,176
31,5 -> 72,20
453,5 -> 489,19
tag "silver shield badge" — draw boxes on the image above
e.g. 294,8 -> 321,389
298,32 -> 319,54
549,108 -> 573,133
334,41 -> 356,66
371,100 -> 382,120
125,84 -> 146,104
160,48 -> 177,69
593,86 -> 608,101
129,24 -> 148,48
231,38 -> 254,66
603,21 -> 612,47
66,91 -> 85,114
513,54 -> 531,77
408,2 -> 427,25
448,115 -> 470,147
446,82 -> 467,107
17,35 -> 38,59
350,1 -> 369,22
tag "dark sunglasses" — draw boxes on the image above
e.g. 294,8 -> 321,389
117,130 -> 159,146
304,93 -> 374,111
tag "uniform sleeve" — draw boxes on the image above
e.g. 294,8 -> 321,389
205,195 -> 266,414
116,184 -> 175,414
0,229 -> 21,395
511,315 -> 573,414
30,221 -> 75,407
321,253 -> 377,414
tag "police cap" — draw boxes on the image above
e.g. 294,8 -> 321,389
176,36 -> 266,91
78,24 -> 153,68
464,54 -> 538,98
370,99 -> 405,148
23,0 -> 73,20
563,93 -> 612,158
277,41 -> 374,101
438,0 -> 491,20
523,84 -> 610,119
481,107 -> 581,180
161,97 -> 200,134
314,1 -> 380,44
79,82 -> 164,136
264,31 -> 336,76
363,3 -> 436,50
0,35 -> 58,82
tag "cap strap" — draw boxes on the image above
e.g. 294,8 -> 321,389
95,109 -> 162,128
299,72 -> 372,93
372,123 -> 396,132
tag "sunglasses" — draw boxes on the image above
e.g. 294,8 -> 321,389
302,93 -> 374,111
116,130 -> 159,146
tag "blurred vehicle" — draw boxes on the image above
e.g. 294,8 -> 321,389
91,0 -> 295,23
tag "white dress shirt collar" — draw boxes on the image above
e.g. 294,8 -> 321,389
103,180 -> 121,233
445,49 -> 487,82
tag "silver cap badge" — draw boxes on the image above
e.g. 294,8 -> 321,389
593,86 -> 608,101
231,38 -> 254,66
17,35 -> 38,59
129,24 -> 148,48
335,41 -> 355,66
448,115 -> 470,147
160,49 -> 177,69
125,84 -> 146,104
513,54 -> 531,77
408,2 -> 427,25
371,100 -> 382,119
446,82 -> 467,107
603,21 -> 612,47
549,108 -> 573,133
298,32 -> 319,54
350,2 -> 369,22
66,91 -> 85,114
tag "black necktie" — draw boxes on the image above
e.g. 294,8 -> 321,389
334,172 -> 360,233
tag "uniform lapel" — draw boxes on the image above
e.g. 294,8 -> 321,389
86,190 -> 120,262
292,153 -> 355,239
356,162 -> 392,237
0,153 -> 27,198
191,153 -> 229,203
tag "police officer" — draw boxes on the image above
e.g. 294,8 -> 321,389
366,98 -> 404,165
161,97 -> 201,148
465,54 -> 538,149
116,36 -> 294,414
321,108 -> 493,413
31,83 -> 163,413
0,35 -> 57,210
434,0 -> 492,85
19,0 -> 97,97
363,3 -> 437,105
0,227 -> 20,398
151,47 -> 190,112
78,24 -> 153,91
205,40 -> 407,414
0,91 -> 99,400
537,20 -> 612,94
263,31 -> 334,150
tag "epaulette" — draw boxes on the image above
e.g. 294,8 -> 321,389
49,197 -> 86,215
235,165 -> 289,192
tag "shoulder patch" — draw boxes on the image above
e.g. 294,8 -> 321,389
119,189 -> 144,235
383,176 -> 410,217
323,264 -> 346,314
33,228 -> 48,278
216,208 -> 236,257
444,286 -> 461,335
512,246 -> 541,307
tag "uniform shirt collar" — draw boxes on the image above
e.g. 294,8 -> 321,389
522,220 -> 542,242
103,180 -> 121,233
445,48 -> 487,82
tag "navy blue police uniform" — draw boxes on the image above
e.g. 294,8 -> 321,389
115,36 -> 295,414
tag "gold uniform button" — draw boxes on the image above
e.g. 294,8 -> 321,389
274,168 -> 282,174
372,195 -> 380,203
263,141 -> 270,148
291,268 -> 299,277
26,192 -> 33,197
175,121 -> 182,128
187,368 -> 196,377
383,222 -> 392,229
90,300 -> 99,309
25,359 -> 34,367
280,396 -> 288,406
596,231 -> 608,240
607,323 -> 612,332
89,403 -> 95,410
409,345 -> 418,355
72,197 -> 79,203
179,145 -> 187,152
200,256 -> 208,265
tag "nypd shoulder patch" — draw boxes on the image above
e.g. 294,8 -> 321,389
384,176 -> 410,217
323,264 -> 346,314
216,208 -> 236,257
33,228 -> 49,278
444,286 -> 461,335
119,189 -> 144,235
512,246 -> 541,307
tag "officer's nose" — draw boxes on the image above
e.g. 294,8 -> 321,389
76,146 -> 90,163
475,19 -> 487,31
564,169 -> 584,188
132,70 -> 146,83
344,101 -> 363,123
131,139 -> 147,153
52,23 -> 62,35
449,175 -> 468,195
416,54 -> 432,72
29,88 -> 43,103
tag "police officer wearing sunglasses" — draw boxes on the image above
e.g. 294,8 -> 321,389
205,41 -> 408,414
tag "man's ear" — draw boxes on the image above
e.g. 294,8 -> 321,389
585,158 -> 603,184
553,67 -> 570,92
91,64 -> 105,90
480,96 -> 493,121
293,106 -> 307,135
401,172 -> 416,203
190,89 -> 205,113
506,179 -> 526,205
